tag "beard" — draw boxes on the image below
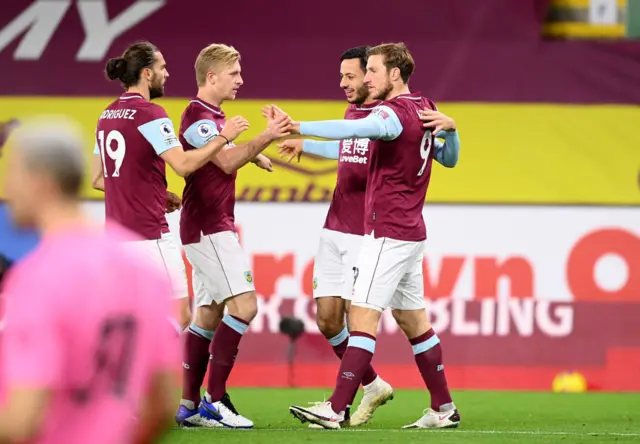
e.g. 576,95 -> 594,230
350,83 -> 371,105
149,73 -> 164,100
372,78 -> 393,101
149,85 -> 164,100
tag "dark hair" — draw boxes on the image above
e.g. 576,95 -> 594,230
340,46 -> 370,73
105,41 -> 158,88
368,42 -> 415,83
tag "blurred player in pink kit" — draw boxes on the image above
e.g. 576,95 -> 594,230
91,41 -> 242,329
174,43 -> 290,429
281,43 -> 461,429
0,117 -> 179,444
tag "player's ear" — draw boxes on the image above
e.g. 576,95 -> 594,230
390,67 -> 400,82
143,66 -> 153,82
206,71 -> 215,86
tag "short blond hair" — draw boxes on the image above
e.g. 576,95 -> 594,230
195,43 -> 240,86
368,43 -> 415,83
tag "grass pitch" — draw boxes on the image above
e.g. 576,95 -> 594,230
160,388 -> 640,444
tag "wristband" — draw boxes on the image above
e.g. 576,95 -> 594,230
216,134 -> 229,145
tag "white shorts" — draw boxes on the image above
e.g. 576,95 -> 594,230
184,231 -> 255,307
313,228 -> 363,300
123,232 -> 188,299
351,233 -> 426,312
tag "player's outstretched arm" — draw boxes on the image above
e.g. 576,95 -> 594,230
303,140 -> 340,159
250,153 -> 273,172
186,113 -> 289,175
161,137 -> 229,177
297,106 -> 403,142
277,139 -> 340,163
218,111 -> 290,173
136,115 -> 231,177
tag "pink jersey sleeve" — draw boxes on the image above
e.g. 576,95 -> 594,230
0,262 -> 63,388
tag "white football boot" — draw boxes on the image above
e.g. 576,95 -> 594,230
402,407 -> 461,429
308,404 -> 351,429
290,401 -> 345,430
349,377 -> 394,426
199,397 -> 254,429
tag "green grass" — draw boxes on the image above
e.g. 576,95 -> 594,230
160,389 -> 640,444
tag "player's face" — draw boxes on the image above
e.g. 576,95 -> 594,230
339,59 -> 369,104
4,151 -> 40,228
364,55 -> 393,101
147,51 -> 169,100
216,60 -> 243,101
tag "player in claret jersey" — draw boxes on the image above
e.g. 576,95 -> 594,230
92,41 -> 244,330
278,46 -> 394,428
174,43 -> 290,429
283,43 -> 461,429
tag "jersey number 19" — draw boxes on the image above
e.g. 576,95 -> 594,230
98,130 -> 127,178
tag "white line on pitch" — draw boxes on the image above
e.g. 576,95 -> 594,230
174,428 -> 640,437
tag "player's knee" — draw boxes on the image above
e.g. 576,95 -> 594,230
315,297 -> 345,338
348,304 -> 382,336
316,311 -> 344,339
193,305 -> 223,331
225,291 -> 258,323
392,309 -> 431,338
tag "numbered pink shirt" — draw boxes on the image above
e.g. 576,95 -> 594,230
0,222 -> 179,444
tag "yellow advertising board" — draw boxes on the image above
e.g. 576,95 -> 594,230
0,97 -> 638,205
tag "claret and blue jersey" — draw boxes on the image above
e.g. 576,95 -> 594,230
300,93 -> 460,242
93,93 -> 180,240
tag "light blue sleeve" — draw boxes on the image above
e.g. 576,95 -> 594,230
183,119 -> 219,149
433,130 -> 460,168
137,117 -> 181,155
299,105 -> 403,141
93,141 -> 99,155
302,140 -> 340,159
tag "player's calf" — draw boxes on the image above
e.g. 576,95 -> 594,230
179,306 -> 223,403
393,309 -> 458,420
318,299 -> 380,387
201,291 -> 257,427
316,296 -> 351,360
177,303 -> 225,427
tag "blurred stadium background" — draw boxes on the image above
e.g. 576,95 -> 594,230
0,0 -> 639,400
